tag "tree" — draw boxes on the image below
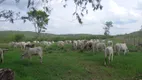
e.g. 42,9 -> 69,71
26,9 -> 49,39
140,25 -> 142,31
14,34 -> 25,42
0,0 -> 103,24
103,21 -> 113,36
0,10 -> 20,23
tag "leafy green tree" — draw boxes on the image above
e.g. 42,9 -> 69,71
103,21 -> 113,36
26,9 -> 49,39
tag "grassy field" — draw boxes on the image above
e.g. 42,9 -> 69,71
0,44 -> 142,80
0,30 -> 142,80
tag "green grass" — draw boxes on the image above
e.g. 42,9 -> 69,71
0,46 -> 142,80
0,30 -> 142,80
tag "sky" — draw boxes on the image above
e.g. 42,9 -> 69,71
0,0 -> 142,35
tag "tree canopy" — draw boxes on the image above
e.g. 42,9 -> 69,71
0,0 -> 103,24
26,9 -> 49,39
103,21 -> 113,36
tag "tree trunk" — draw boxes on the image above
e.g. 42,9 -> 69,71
0,69 -> 14,80
34,27 -> 42,40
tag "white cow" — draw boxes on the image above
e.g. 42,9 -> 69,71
101,40 -> 106,43
78,40 -> 87,50
51,41 -> 55,44
92,40 -> 100,52
72,40 -> 78,50
33,41 -> 39,44
107,40 -> 113,46
21,47 -> 43,63
40,41 -> 52,46
9,42 -> 16,47
104,46 -> 114,66
96,42 -> 106,52
0,48 -> 8,63
84,40 -> 93,50
14,42 -> 22,49
57,41 -> 64,48
114,43 -> 129,55
0,48 -> 4,63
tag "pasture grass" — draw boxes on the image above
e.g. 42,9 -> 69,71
0,45 -> 142,80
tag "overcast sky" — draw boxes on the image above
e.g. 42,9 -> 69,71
0,0 -> 142,35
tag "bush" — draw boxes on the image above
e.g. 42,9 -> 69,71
13,34 -> 25,42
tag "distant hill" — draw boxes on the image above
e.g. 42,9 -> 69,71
0,30 -> 103,38
127,31 -> 142,37
0,31 -> 55,38
0,30 -> 111,42
115,30 -> 142,38
1,30 -> 141,39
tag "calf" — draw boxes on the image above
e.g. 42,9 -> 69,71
104,46 -> 113,66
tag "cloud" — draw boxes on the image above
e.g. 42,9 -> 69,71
135,0 -> 142,10
0,0 -> 142,35
109,0 -> 127,16
114,19 -> 138,25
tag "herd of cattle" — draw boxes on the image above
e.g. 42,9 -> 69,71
0,39 -> 129,65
